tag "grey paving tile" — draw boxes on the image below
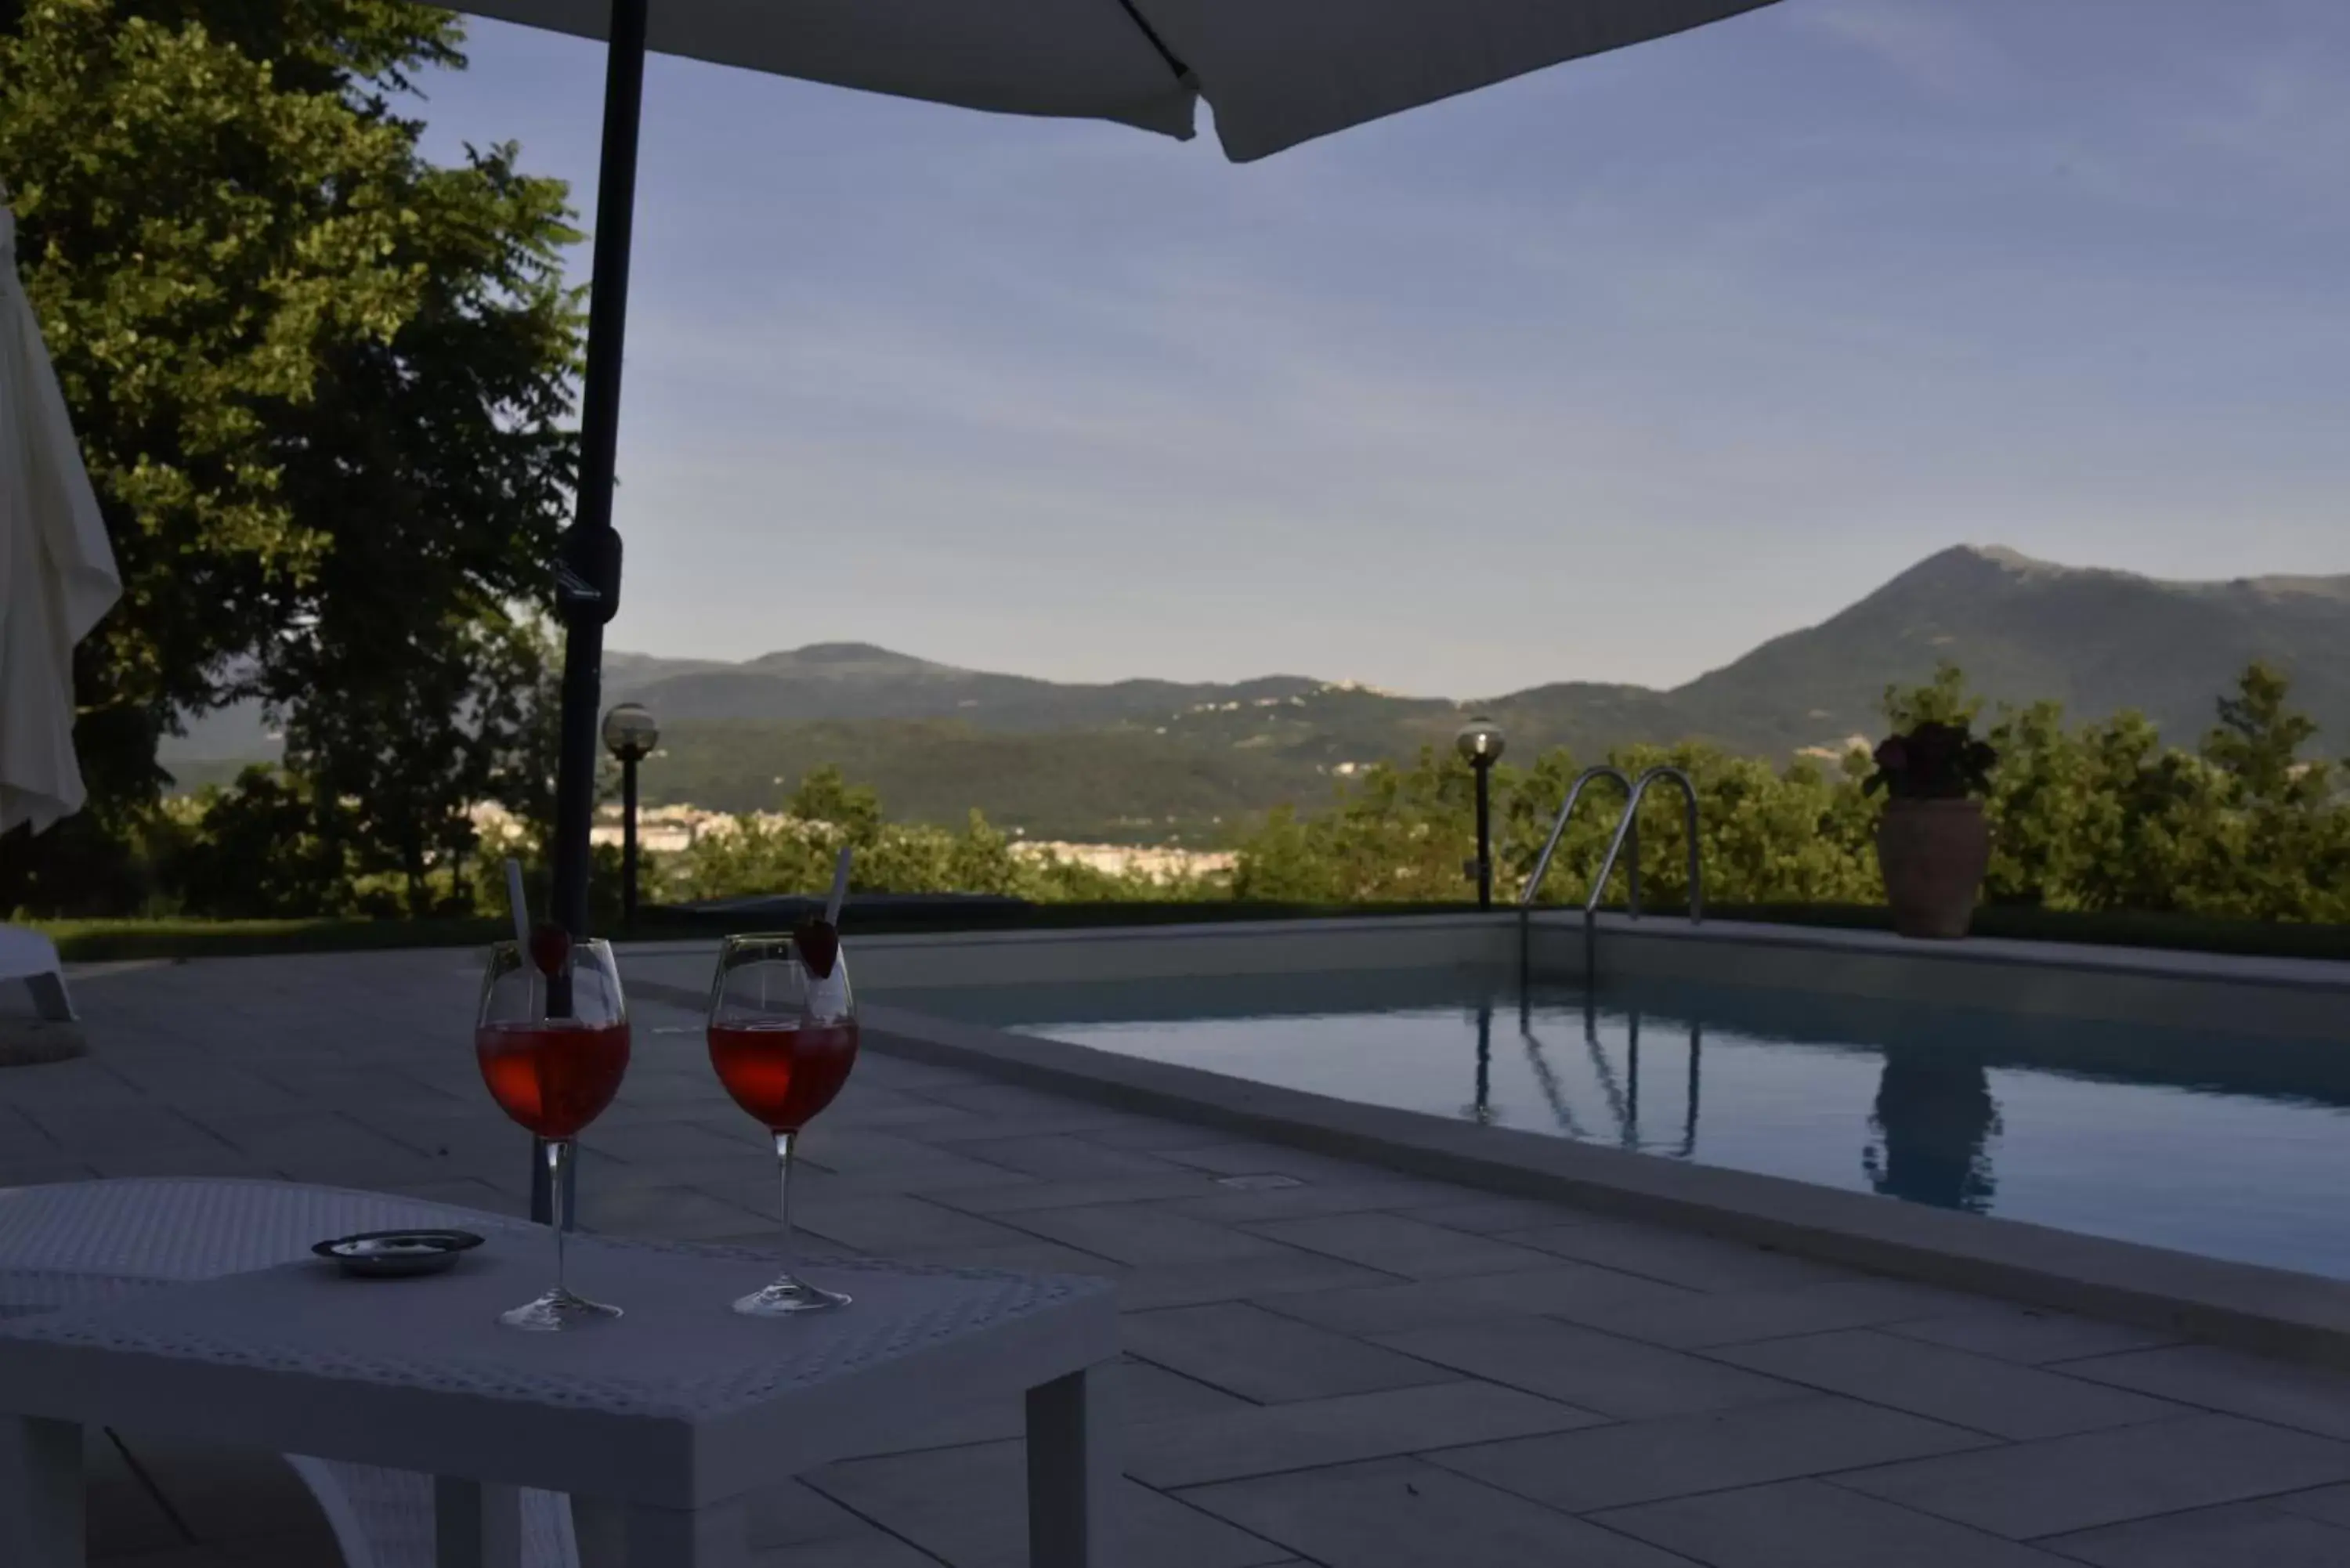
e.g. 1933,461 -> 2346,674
870,1239 -> 1125,1279
1393,1194 -> 1592,1234
1126,1378 -> 1606,1489
25,1104 -> 240,1158
917,1081 -> 1123,1119
110,1433 -> 338,1552
1161,1177 -> 1466,1226
1712,1330 -> 2184,1440
582,1118 -> 752,1168
2275,1481 -> 2350,1528
1072,1117 -> 1266,1154
809,1438 -> 1292,1568
1835,1414 -> 2350,1539
1379,1317 -> 1810,1418
0,1157 -> 102,1185
1595,1479 -> 2071,1567
793,1192 -> 1043,1255
1885,1308 -> 2182,1366
998,1203 -> 1294,1266
788,1126 -> 1037,1190
1156,1142 -> 1397,1182
931,1133 -> 1191,1182
83,1428 -> 188,1558
928,1172 -> 1220,1214
1115,1251 -> 1405,1310
2044,1501 -> 2350,1567
1431,1396 -> 1993,1513
1115,1357 -> 1269,1425
746,1476 -> 905,1549
2055,1345 -> 2350,1440
381,1176 -> 526,1217
838,1356 -> 1257,1458
1499,1218 -> 1859,1291
1182,1457 -> 1697,1568
1246,1212 -> 1560,1279
1125,1301 -> 1457,1404
83,1144 -> 287,1181
575,1182 -> 775,1241
1256,1262 -> 1705,1338
744,1531 -> 945,1568
1553,1277 -> 1981,1349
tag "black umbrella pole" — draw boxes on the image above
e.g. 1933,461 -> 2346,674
538,0 -> 651,1226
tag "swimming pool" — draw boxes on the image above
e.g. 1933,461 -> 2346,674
913,968 -> 2350,1281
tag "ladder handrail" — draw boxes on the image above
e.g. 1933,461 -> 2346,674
1585,765 -> 1703,922
1518,765 -> 1634,908
1582,764 -> 1703,974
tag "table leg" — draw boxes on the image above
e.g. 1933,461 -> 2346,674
435,1476 -> 522,1568
573,1494 -> 749,1568
0,1416 -> 82,1567
1027,1363 -> 1115,1567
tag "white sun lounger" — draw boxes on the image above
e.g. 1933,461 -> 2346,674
0,1176 -> 577,1567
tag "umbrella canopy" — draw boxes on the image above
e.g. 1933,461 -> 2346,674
0,197 -> 120,837
468,0 -> 1776,162
469,0 -> 1781,1221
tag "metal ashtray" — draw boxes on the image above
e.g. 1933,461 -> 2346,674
312,1230 -> 485,1279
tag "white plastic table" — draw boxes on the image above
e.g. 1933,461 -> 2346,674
0,1231 -> 1118,1567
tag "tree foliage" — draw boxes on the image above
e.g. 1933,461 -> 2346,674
661,768 -> 1213,907
1233,663 -> 2350,923
0,0 -> 578,912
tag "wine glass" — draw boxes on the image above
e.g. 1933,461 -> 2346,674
707,932 -> 861,1314
475,938 -> 631,1330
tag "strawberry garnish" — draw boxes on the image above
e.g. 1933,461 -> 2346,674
794,918 -> 840,980
528,921 -> 572,978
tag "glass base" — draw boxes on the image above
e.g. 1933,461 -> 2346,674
499,1284 -> 624,1332
733,1272 -> 850,1317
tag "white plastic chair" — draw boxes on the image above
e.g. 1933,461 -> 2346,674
0,924 -> 74,1023
0,1176 -> 578,1567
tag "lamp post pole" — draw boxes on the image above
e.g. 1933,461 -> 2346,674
602,703 -> 660,930
621,756 -> 640,923
1455,719 -> 1507,911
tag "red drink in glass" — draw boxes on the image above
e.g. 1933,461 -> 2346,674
708,1019 -> 859,1132
475,1018 -> 632,1140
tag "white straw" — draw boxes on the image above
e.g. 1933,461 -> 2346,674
504,858 -> 531,952
823,844 -> 853,927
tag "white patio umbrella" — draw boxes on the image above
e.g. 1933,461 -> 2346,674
472,0 -> 1777,164
459,0 -> 1780,1219
0,194 -> 121,838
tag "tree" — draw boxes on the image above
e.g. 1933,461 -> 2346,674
0,0 -> 578,912
2193,663 -> 2350,921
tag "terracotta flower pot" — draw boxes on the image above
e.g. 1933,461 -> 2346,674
1876,798 -> 1990,940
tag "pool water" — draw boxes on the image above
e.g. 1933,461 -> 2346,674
913,969 -> 2350,1280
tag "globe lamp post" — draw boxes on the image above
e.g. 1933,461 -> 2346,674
601,703 -> 660,924
1456,718 -> 1506,910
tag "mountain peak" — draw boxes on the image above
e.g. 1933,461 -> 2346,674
743,642 -> 945,674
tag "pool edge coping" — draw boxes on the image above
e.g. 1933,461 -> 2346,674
649,977 -> 2350,1371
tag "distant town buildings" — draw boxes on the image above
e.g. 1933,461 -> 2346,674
462,799 -> 1234,883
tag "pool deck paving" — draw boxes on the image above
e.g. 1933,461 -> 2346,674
8,945 -> 2350,1566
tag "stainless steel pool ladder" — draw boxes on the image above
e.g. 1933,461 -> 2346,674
1517,764 -> 1704,981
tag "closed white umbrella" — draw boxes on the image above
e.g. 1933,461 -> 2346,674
0,195 -> 121,837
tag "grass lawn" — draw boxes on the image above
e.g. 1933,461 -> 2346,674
31,901 -> 2350,964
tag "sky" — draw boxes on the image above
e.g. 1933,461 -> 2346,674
407,0 -> 2350,698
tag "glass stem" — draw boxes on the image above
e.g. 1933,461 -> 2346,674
774,1130 -> 797,1281
548,1138 -> 572,1298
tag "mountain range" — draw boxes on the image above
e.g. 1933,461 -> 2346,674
165,546 -> 2350,840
